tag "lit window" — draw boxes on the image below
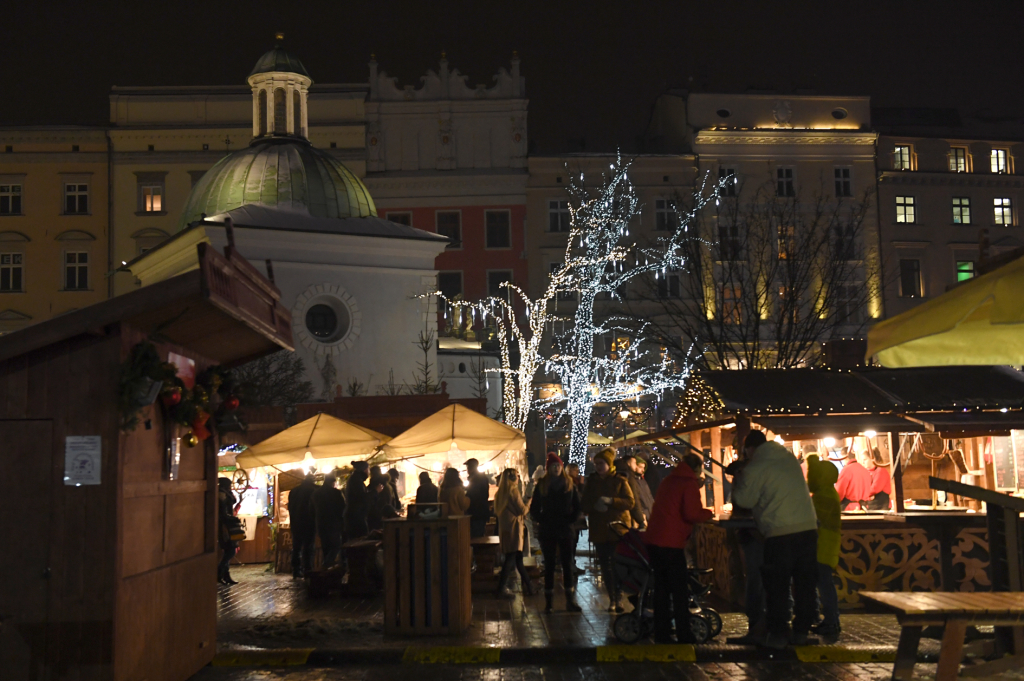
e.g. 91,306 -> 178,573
386,211 -> 411,226
834,167 -> 852,197
994,198 -> 1014,225
949,147 -> 968,172
721,286 -> 742,324
899,259 -> 921,298
0,184 -> 22,215
956,261 -> 975,282
141,185 -> 162,212
550,262 -> 576,301
991,149 -> 1009,174
654,199 -> 677,231
718,167 -> 737,197
952,197 -> 971,224
548,200 -> 570,232
777,225 -> 795,260
485,210 -> 511,249
893,145 -> 913,170
896,196 -> 916,223
776,167 -> 795,197
64,183 -> 89,214
657,271 -> 680,299
437,271 -> 462,299
435,211 -> 461,248
0,253 -> 23,292
64,251 -> 88,290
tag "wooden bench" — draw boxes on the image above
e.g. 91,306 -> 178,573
861,591 -> 1024,680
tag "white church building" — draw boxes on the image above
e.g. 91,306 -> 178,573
128,43 -> 449,396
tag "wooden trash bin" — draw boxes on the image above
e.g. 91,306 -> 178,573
383,515 -> 472,635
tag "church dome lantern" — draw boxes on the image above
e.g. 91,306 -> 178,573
248,34 -> 311,139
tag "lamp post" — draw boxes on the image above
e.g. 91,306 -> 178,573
618,407 -> 631,452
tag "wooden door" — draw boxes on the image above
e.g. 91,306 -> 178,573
0,420 -> 54,680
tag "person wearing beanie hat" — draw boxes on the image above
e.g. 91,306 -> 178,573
529,452 -> 582,613
581,447 -> 635,612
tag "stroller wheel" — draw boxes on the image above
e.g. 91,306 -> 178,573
687,614 -> 710,644
613,612 -> 643,644
700,607 -> 723,638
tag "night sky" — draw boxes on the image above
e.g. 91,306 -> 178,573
5,1 -> 1022,152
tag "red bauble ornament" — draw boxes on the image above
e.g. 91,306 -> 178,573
161,387 -> 182,407
224,396 -> 240,411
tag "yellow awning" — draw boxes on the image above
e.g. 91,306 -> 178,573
587,431 -> 613,445
867,255 -> 1024,367
234,412 -> 390,469
381,404 -> 525,461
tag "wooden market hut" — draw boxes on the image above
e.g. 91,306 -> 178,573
0,243 -> 292,681
619,365 -> 1024,605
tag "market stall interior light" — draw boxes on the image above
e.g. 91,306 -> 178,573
823,437 -> 836,448
863,430 -> 876,438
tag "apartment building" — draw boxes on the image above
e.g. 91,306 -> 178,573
873,108 -> 1024,317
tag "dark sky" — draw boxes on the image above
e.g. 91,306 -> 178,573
5,1 -> 1022,152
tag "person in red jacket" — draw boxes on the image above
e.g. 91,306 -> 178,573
644,453 -> 714,643
835,449 -> 873,511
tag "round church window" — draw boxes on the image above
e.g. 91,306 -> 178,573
306,304 -> 337,339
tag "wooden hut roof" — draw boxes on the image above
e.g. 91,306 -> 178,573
0,243 -> 292,366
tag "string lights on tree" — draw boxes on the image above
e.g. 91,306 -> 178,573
424,155 -> 724,464
538,154 -> 725,465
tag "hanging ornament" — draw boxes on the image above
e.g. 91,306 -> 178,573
184,431 -> 199,448
161,387 -> 182,407
224,396 -> 240,411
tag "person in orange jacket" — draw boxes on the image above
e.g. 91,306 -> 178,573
644,453 -> 713,643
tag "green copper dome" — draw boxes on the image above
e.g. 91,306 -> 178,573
250,44 -> 310,78
179,137 -> 377,230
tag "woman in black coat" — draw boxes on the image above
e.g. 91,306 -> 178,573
415,471 -> 439,504
529,453 -> 582,613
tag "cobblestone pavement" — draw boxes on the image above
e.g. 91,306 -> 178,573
192,661 -> 1024,681
218,561 -> 931,652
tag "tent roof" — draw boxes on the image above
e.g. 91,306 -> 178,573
235,412 -> 390,468
381,404 -> 525,460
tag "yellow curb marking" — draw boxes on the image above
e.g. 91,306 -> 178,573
794,646 -> 896,663
596,644 -> 697,662
211,649 -> 314,667
402,647 -> 501,664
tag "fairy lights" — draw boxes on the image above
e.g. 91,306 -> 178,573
537,154 -> 726,465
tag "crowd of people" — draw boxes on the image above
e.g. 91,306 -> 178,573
217,429 -> 855,648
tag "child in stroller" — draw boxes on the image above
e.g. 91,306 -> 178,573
610,523 -> 722,643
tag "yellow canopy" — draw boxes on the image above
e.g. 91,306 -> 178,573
234,413 -> 391,469
588,431 -> 613,445
612,429 -> 649,444
867,255 -> 1024,367
381,404 -> 525,460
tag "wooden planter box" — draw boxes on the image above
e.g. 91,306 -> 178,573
383,515 -> 472,636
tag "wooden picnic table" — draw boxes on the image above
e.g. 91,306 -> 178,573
861,591 -> 1024,681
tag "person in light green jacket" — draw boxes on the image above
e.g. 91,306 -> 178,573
806,454 -> 842,642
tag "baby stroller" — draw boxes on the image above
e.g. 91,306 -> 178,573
610,524 -> 722,644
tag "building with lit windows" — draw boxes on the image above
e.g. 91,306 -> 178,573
873,108 -> 1024,317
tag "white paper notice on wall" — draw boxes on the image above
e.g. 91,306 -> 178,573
64,436 -> 102,486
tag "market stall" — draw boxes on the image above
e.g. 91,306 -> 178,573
231,412 -> 390,571
621,365 -> 1024,606
0,242 -> 292,681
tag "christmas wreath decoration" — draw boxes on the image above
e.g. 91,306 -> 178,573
119,342 -> 243,444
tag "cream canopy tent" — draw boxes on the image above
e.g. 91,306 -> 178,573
380,404 -> 525,468
867,254 -> 1024,367
588,432 -> 613,445
235,412 -> 391,469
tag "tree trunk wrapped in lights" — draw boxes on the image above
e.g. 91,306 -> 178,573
427,156 -> 723,464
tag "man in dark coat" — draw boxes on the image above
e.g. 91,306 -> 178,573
632,456 -> 656,526
312,472 -> 346,567
618,455 -> 648,529
465,458 -> 492,537
344,461 -> 371,539
367,477 -> 399,531
288,473 -> 317,578
387,468 -> 403,512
